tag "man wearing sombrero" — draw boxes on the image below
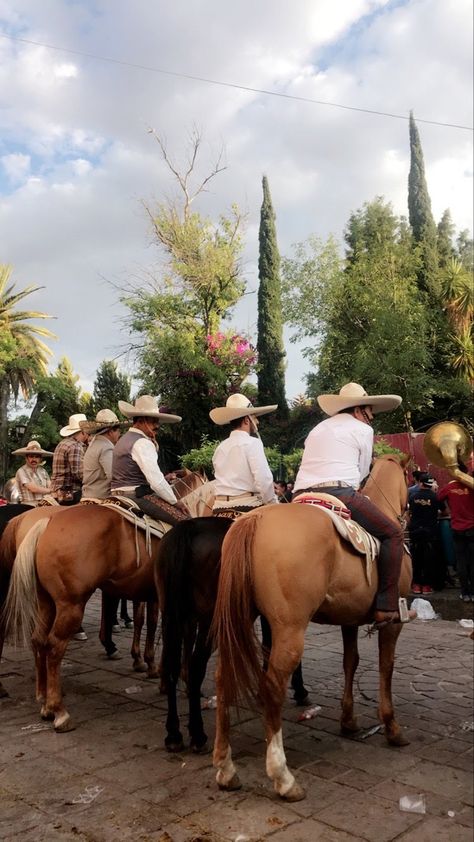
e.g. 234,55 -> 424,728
51,414 -> 89,505
81,409 -> 127,499
12,440 -> 53,504
210,393 -> 278,516
294,382 -> 416,626
111,395 -> 188,526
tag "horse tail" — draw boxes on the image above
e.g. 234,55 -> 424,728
2,518 -> 49,646
157,521 -> 196,685
211,512 -> 264,710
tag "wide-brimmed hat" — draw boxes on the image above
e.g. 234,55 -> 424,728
79,409 -> 130,436
60,413 -> 88,437
209,393 -> 277,426
317,382 -> 402,417
118,395 -> 181,424
12,440 -> 53,458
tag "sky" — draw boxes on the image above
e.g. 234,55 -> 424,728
0,0 -> 472,405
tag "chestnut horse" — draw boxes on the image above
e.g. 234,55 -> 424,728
1,471 -> 205,730
211,455 -> 412,801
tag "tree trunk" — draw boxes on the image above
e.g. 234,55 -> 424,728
0,378 -> 10,489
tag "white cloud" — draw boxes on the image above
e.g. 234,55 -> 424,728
0,0 -> 472,402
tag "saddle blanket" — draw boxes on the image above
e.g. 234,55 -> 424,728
80,496 -> 173,562
293,492 -> 380,585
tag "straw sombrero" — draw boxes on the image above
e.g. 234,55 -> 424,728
60,414 -> 88,437
118,395 -> 181,424
317,382 -> 402,417
209,393 -> 277,426
79,409 -> 130,435
12,440 -> 53,457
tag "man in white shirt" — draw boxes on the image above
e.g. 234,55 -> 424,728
210,393 -> 278,517
112,395 -> 189,525
294,382 -> 415,627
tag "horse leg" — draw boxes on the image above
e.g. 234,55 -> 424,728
31,593 -> 55,717
131,600 -> 147,673
187,623 -> 212,753
214,658 -> 241,791
340,624 -> 360,735
378,623 -> 409,746
262,615 -> 308,704
144,599 -> 159,679
45,603 -> 86,732
264,626 -> 306,801
100,592 -> 119,658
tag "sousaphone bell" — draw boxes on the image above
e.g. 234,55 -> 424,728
423,421 -> 473,489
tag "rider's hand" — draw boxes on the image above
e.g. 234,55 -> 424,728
175,499 -> 190,515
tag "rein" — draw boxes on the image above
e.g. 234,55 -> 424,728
171,471 -> 206,497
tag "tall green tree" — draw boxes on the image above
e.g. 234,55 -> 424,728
257,176 -> 288,419
407,112 -> 439,294
437,209 -> 455,268
93,360 -> 131,416
0,265 -> 56,481
21,357 -> 82,450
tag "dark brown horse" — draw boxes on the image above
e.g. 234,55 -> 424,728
155,517 -> 309,753
1,471 -> 205,730
211,455 -> 413,801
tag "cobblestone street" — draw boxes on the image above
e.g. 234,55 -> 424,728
1,595 -> 473,842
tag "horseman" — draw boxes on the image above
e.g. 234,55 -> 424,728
293,382 -> 416,627
81,409 -> 127,499
111,395 -> 189,526
51,414 -> 89,505
209,393 -> 278,517
12,440 -> 53,505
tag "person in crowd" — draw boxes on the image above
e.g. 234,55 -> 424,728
408,473 -> 444,594
438,462 -> 474,603
81,409 -> 125,499
274,479 -> 292,503
12,440 -> 53,504
209,393 -> 278,517
408,469 -> 423,501
51,414 -> 89,505
51,414 -> 89,640
293,382 -> 416,627
111,395 -> 189,525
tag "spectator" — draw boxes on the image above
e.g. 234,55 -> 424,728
274,480 -> 292,503
438,462 -> 474,603
408,473 -> 445,594
12,440 -> 52,504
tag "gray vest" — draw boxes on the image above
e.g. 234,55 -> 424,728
112,430 -> 148,488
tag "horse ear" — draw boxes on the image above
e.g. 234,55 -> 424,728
399,452 -> 411,469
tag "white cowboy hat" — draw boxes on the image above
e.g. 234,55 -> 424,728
317,382 -> 402,417
118,395 -> 181,424
209,393 -> 277,426
79,409 -> 130,435
12,440 -> 53,457
60,413 -> 88,437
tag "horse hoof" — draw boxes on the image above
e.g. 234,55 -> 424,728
146,669 -> 160,680
294,692 -> 310,707
387,731 -> 410,747
40,708 -> 55,721
165,740 -> 185,753
107,650 -> 122,660
54,714 -> 75,733
282,781 -> 306,802
218,773 -> 241,791
133,661 -> 147,673
0,685 -> 9,699
191,738 -> 209,754
341,720 -> 360,736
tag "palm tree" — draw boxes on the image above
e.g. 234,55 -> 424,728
441,258 -> 474,383
0,264 -> 56,482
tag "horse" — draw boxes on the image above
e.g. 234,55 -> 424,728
155,514 -> 309,754
211,454 -> 413,801
0,471 -> 206,729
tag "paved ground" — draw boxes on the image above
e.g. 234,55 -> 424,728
1,595 -> 473,842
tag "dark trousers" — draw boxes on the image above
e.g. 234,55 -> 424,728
123,490 -> 188,527
453,528 -> 474,596
409,527 -> 436,587
315,487 -> 404,612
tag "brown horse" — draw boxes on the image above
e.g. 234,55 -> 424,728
1,471 -> 205,730
211,454 -> 413,801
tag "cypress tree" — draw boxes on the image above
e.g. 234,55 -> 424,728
408,111 -> 439,293
437,209 -> 455,268
257,176 -> 288,419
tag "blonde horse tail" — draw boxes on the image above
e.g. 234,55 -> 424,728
2,518 -> 49,647
211,512 -> 264,710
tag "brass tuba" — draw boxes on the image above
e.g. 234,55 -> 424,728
423,421 -> 473,489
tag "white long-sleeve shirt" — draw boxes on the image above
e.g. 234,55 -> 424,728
212,430 -> 277,504
294,413 -> 373,492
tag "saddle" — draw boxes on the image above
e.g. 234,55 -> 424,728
293,492 -> 379,585
79,495 -> 173,561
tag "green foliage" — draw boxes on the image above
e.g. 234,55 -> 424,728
92,360 -> 131,416
373,439 -> 405,458
257,176 -> 288,418
179,434 -> 303,480
408,113 -> 439,294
